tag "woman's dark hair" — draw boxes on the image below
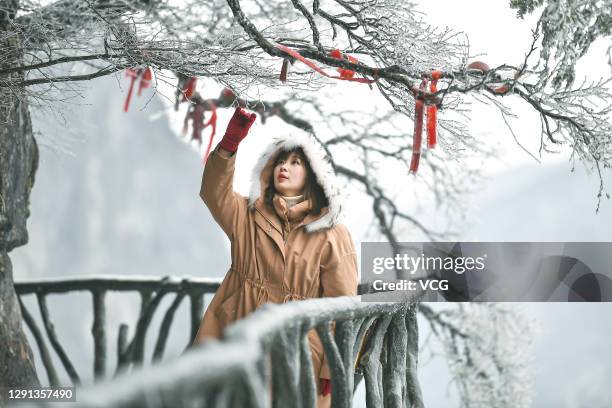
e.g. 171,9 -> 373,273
265,147 -> 329,214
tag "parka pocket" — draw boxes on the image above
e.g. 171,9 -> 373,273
214,288 -> 242,326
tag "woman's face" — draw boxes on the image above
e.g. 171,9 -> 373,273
273,152 -> 307,196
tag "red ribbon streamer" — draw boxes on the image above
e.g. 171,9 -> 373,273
274,43 -> 376,84
183,100 -> 218,164
427,70 -> 442,149
182,77 -> 197,101
280,59 -> 289,82
202,102 -> 217,162
137,67 -> 152,96
123,69 -> 139,112
124,67 -> 153,112
409,79 -> 427,174
329,48 -> 359,79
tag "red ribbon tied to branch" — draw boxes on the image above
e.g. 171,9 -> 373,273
426,70 -> 442,149
409,70 -> 442,173
202,102 -> 217,162
124,67 -> 153,112
181,77 -> 197,102
183,101 -> 217,163
409,78 -> 427,174
137,67 -> 152,96
273,43 -> 376,84
280,58 -> 291,82
329,48 -> 359,79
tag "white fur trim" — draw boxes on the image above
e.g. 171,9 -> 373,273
248,133 -> 344,232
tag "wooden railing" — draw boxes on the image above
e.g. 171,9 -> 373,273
14,276 -> 423,408
15,276 -> 219,384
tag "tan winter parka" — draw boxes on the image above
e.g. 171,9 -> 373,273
192,133 -> 359,379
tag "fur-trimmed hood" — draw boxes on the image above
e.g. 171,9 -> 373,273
248,133 -> 344,233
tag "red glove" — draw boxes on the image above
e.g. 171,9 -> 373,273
219,107 -> 257,153
319,378 -> 331,397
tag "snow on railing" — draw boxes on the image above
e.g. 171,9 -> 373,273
16,275 -> 220,384
15,276 -> 423,408
219,295 -> 424,408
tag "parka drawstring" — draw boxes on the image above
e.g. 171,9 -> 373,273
237,271 -> 267,291
283,292 -> 306,303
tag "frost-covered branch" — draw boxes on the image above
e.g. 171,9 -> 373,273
184,88 -> 477,243
420,303 -> 538,408
510,0 -> 612,88
223,0 -> 612,206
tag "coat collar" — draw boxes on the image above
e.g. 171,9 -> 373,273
272,194 -> 310,225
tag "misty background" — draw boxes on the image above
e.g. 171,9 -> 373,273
10,1 -> 612,406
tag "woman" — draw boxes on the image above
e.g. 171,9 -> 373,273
192,107 -> 359,407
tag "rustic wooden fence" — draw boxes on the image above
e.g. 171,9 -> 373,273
14,276 -> 423,408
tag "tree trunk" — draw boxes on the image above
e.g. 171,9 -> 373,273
0,4 -> 41,390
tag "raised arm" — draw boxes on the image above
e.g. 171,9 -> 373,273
199,107 -> 257,238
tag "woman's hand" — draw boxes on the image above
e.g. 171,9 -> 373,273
218,106 -> 257,153
319,378 -> 331,397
